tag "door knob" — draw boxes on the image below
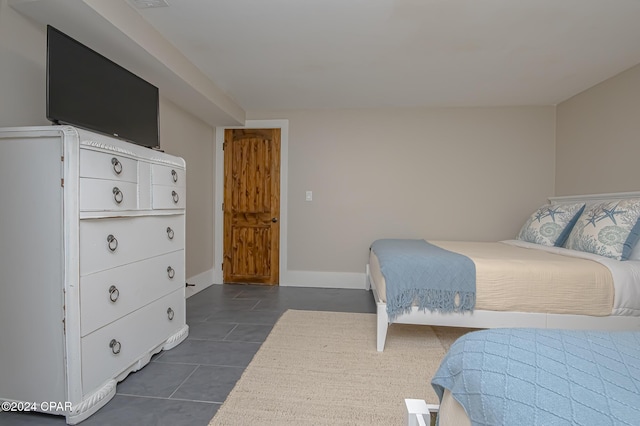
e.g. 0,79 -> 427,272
271,217 -> 278,223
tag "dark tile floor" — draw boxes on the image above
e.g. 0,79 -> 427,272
0,284 -> 376,426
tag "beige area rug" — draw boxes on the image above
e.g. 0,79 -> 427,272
209,310 -> 472,426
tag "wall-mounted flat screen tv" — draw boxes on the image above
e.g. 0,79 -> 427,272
46,25 -> 160,149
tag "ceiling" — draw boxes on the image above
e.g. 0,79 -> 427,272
129,0 -> 640,111
10,0 -> 640,120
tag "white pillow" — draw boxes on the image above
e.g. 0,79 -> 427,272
565,199 -> 640,261
516,202 -> 585,247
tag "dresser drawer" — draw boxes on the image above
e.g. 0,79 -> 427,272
80,250 -> 185,337
81,289 -> 185,394
80,214 -> 185,275
80,149 -> 137,183
151,163 -> 185,187
152,185 -> 186,209
80,178 -> 138,211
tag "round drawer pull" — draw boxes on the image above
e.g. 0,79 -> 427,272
107,234 -> 118,252
111,157 -> 123,175
167,307 -> 175,321
108,285 -> 120,302
166,227 -> 175,240
171,191 -> 179,204
109,339 -> 121,355
167,266 -> 175,279
171,169 -> 178,183
112,187 -> 124,204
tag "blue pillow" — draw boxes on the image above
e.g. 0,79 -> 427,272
565,199 -> 640,261
516,203 -> 585,247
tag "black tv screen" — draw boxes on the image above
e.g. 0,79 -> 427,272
46,25 -> 159,149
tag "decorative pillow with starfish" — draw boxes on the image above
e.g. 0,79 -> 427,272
565,199 -> 640,260
517,202 -> 585,247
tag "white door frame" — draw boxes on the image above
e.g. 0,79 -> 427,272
214,119 -> 289,284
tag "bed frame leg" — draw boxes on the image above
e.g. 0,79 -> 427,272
405,399 -> 438,426
377,305 -> 389,352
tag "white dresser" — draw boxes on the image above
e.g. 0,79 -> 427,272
0,126 -> 189,424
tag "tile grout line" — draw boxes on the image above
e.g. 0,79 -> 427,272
151,360 -> 254,369
167,365 -> 200,399
115,392 -> 222,405
222,323 -> 239,341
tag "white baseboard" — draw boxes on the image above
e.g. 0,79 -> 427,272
213,268 -> 223,285
185,268 -> 215,298
281,271 -> 367,289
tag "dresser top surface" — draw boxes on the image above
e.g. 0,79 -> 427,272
0,125 -> 185,168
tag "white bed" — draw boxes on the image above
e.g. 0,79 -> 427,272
367,191 -> 640,352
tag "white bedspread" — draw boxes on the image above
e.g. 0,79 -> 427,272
503,239 -> 640,316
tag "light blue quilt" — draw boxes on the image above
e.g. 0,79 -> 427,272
370,239 -> 475,321
431,328 -> 640,426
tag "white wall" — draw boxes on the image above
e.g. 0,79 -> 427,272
556,63 -> 640,196
0,0 -> 48,127
2,0 -> 570,288
159,98 -> 215,281
248,106 -> 557,274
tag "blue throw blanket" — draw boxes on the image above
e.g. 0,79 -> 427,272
370,239 -> 475,321
432,328 -> 640,426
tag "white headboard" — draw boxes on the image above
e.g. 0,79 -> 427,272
549,191 -> 640,206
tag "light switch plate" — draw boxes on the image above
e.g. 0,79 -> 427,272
305,191 -> 312,201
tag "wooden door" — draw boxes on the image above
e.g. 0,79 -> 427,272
223,129 -> 280,285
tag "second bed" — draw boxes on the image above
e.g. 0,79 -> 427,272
368,237 -> 640,351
